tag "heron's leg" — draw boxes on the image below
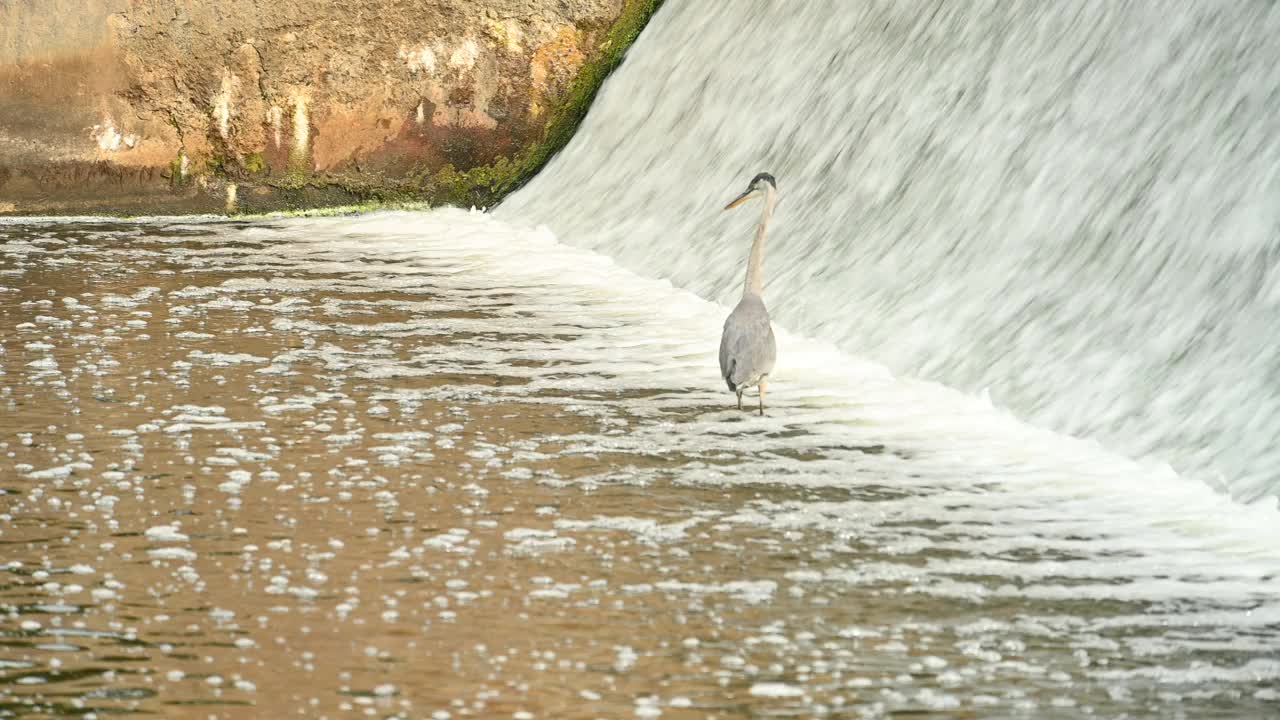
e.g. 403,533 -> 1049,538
758,380 -> 767,416
736,390 -> 743,411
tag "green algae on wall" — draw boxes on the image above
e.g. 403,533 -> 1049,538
422,0 -> 667,210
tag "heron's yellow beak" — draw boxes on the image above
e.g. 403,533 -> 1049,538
723,188 -> 756,211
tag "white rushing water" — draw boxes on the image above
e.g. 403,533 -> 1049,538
498,1 -> 1280,504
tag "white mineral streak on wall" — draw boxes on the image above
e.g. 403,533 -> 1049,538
212,70 -> 237,139
399,37 -> 494,130
267,106 -> 283,148
292,94 -> 309,156
449,38 -> 479,70
91,117 -> 137,152
91,120 -> 123,151
399,44 -> 437,75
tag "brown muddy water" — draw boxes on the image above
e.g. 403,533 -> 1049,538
1,211 -> 1278,719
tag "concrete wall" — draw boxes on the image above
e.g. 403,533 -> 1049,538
0,0 -> 655,215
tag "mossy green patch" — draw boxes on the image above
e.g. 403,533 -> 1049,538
243,153 -> 267,174
205,153 -> 227,177
168,156 -> 189,188
265,172 -> 420,206
419,0 -> 664,209
236,200 -> 433,220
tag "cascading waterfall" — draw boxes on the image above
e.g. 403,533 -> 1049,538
499,1 -> 1280,503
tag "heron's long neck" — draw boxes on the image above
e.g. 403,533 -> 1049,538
743,187 -> 777,297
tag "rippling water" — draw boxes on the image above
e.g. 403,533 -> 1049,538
500,0 -> 1280,503
2,213 -> 1278,717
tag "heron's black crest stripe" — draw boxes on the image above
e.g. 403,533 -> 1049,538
751,172 -> 776,188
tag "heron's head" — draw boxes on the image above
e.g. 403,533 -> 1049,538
723,172 -> 777,211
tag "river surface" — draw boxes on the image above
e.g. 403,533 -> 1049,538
2,213 -> 1279,718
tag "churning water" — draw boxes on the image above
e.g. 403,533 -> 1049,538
500,0 -> 1280,504
2,211 -> 1279,717
3,2 -> 1280,718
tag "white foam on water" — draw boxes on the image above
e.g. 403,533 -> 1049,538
144,525 -> 190,543
251,209 -> 1280,559
750,682 -> 804,698
4,205 -> 1280,714
36,208 -> 1271,583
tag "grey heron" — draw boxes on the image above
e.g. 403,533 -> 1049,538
718,172 -> 778,415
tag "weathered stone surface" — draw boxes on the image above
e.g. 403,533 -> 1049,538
0,0 -> 659,215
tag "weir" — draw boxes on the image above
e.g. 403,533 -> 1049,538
500,1 -> 1280,503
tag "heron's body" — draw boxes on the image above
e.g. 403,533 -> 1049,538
719,292 -> 776,396
718,172 -> 779,414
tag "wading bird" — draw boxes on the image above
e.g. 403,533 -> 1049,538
719,172 -> 778,415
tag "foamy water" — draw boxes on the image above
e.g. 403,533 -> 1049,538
2,212 -> 1278,717
499,0 -> 1280,503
